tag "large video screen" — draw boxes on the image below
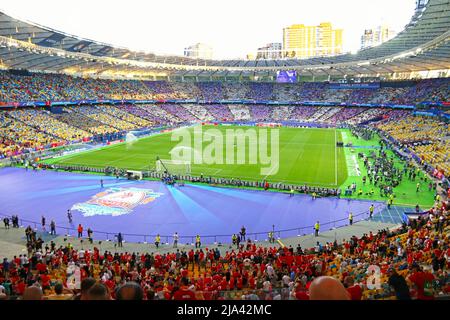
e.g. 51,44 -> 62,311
276,70 -> 297,83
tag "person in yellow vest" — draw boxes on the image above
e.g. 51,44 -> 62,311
349,212 -> 353,226
232,234 -> 237,245
358,189 -> 363,196
312,192 -> 317,200
435,194 -> 440,203
314,221 -> 320,237
416,182 -> 420,192
155,234 -> 160,248
290,188 -> 294,197
369,204 -> 374,219
268,231 -> 274,243
195,235 -> 201,248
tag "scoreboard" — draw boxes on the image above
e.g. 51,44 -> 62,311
276,70 -> 297,83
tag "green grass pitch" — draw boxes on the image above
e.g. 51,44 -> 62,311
42,125 -> 435,207
45,125 -> 347,187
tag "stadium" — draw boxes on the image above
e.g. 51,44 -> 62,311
0,0 -> 449,303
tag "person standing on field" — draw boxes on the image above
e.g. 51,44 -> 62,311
240,226 -> 246,241
155,234 -> 161,248
314,221 -> 320,237
369,204 -> 374,219
195,235 -> 201,248
173,232 -> 179,248
50,220 -> 56,235
77,224 -> 83,238
67,210 -> 73,224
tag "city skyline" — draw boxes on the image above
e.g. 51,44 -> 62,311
0,0 -> 416,59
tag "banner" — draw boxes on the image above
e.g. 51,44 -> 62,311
0,98 -> 423,110
329,83 -> 380,89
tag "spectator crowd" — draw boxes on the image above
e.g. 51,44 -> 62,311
0,199 -> 448,300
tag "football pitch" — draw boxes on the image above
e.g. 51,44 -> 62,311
45,125 -> 347,187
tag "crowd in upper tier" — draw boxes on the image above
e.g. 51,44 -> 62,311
0,199 -> 448,300
0,71 -> 449,104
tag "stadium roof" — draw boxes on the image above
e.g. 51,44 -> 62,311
0,0 -> 449,79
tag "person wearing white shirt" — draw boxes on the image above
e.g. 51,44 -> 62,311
173,232 -> 179,248
20,255 -> 27,266
101,269 -> 112,282
262,279 -> 271,292
35,251 -> 42,260
170,260 -> 177,272
397,246 -> 403,258
282,274 -> 290,287
266,264 -> 275,278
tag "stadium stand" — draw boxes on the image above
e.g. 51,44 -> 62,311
0,0 -> 449,302
0,76 -> 448,167
202,104 -> 234,121
375,115 -> 450,175
0,202 -> 448,300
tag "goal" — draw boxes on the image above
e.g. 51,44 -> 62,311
155,159 -> 192,175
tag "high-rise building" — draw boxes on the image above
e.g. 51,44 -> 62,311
256,43 -> 283,59
360,25 -> 397,49
282,22 -> 343,58
183,43 -> 213,59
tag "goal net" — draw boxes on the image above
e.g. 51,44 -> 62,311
155,159 -> 192,175
126,132 -> 138,143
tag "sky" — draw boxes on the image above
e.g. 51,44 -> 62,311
0,0 -> 417,59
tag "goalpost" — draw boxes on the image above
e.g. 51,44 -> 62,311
155,158 -> 192,175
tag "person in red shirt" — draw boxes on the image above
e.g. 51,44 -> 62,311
15,279 -> 26,296
343,276 -> 362,300
77,224 -> 83,238
173,278 -> 196,300
294,281 -> 309,300
104,278 -> 116,294
295,289 -> 309,300
36,261 -> 47,273
408,264 -> 435,300
228,277 -> 235,290
40,271 -> 51,290
219,277 -> 228,291
248,275 -> 256,289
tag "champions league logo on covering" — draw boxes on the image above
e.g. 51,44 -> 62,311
72,187 -> 163,217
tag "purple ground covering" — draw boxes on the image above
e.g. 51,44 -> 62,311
0,168 -> 384,244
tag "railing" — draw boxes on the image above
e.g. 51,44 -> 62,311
0,203 -> 385,245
